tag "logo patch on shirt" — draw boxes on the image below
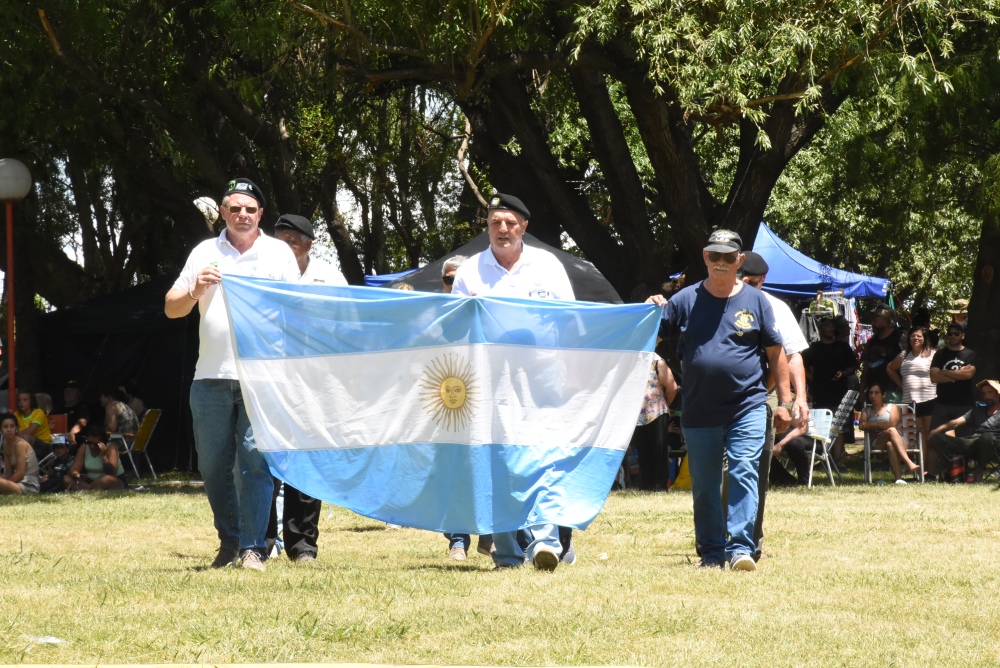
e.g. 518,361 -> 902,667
734,309 -> 755,337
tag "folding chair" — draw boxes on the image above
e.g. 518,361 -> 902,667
807,389 -> 859,487
862,403 -> 924,483
111,408 -> 161,479
807,409 -> 836,487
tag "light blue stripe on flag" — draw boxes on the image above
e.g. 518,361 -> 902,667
221,275 -> 662,533
222,276 -> 659,357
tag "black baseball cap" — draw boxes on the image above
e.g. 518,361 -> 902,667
223,178 -> 266,208
704,229 -> 742,253
274,214 -> 315,240
487,193 -> 530,220
741,251 -> 769,276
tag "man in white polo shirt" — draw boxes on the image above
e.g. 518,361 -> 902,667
165,178 -> 299,571
451,192 -> 575,571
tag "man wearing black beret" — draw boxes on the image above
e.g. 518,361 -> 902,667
451,193 -> 576,571
266,213 -> 348,563
165,178 -> 299,571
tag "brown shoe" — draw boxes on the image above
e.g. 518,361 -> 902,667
239,549 -> 266,571
476,535 -> 495,556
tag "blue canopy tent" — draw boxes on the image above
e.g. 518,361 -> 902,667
752,222 -> 890,300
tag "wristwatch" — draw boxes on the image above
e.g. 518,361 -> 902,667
779,402 -> 795,411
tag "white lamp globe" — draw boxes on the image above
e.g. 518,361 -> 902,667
0,159 -> 32,201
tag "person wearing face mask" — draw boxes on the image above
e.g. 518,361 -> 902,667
647,229 -> 792,571
929,379 -> 1000,483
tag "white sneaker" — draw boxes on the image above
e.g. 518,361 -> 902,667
895,479 -> 908,485
730,554 -> 757,572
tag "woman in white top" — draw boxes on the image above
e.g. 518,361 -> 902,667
858,383 -> 920,483
887,326 -> 936,451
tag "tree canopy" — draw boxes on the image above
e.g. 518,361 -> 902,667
2,0 -> 1000,384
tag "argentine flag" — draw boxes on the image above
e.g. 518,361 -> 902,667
221,276 -> 661,534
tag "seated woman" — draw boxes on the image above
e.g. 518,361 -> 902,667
100,386 -> 140,436
858,383 -> 921,484
0,412 -> 40,495
118,380 -> 146,419
63,424 -> 128,491
15,390 -> 54,458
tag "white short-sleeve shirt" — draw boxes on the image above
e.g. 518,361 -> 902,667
301,256 -> 348,286
764,291 -> 808,356
451,243 -> 574,300
172,229 -> 300,380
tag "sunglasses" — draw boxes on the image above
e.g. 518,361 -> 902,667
226,205 -> 259,214
707,251 -> 740,264
442,275 -> 455,285
947,331 -> 963,336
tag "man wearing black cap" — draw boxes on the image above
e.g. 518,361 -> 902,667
739,251 -> 809,559
451,193 -> 575,571
266,214 -> 347,563
274,214 -> 348,286
165,178 -> 299,571
648,230 -> 792,571
860,303 -> 904,403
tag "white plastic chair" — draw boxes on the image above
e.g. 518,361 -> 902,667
807,409 -> 836,487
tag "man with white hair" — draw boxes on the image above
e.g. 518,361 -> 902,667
165,178 -> 299,571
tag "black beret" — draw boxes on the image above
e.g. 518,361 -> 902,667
274,213 -> 315,240
741,251 -> 769,276
223,178 -> 266,208
487,193 -> 530,220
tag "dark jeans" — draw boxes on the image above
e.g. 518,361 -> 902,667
752,405 -> 773,560
769,436 -> 812,486
266,479 -> 321,559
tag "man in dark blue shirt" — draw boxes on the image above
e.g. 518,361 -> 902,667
649,229 -> 791,571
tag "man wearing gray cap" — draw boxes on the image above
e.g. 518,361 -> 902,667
739,251 -> 809,559
451,192 -> 575,571
648,230 -> 792,571
165,178 -> 299,571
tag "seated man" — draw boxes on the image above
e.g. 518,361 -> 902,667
769,421 -> 812,486
929,379 -> 1000,482
59,380 -> 91,449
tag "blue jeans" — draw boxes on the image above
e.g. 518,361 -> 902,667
683,404 -> 765,565
190,379 -> 273,554
445,533 -> 470,550
493,524 -> 560,567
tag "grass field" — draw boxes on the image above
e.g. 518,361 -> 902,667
2,468 -> 1000,667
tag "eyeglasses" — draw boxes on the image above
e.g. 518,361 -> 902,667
442,275 -> 455,285
707,251 -> 740,264
226,205 -> 259,215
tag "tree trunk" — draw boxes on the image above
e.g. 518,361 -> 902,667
966,209 -> 1000,382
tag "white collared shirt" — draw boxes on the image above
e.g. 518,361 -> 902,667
172,229 -> 299,380
301,255 -> 348,286
451,243 -> 574,300
764,291 -> 808,356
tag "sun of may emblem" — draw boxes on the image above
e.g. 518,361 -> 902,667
419,353 -> 480,431
734,309 -> 755,337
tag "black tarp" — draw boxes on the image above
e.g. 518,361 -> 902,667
37,276 -> 198,472
385,232 -> 623,303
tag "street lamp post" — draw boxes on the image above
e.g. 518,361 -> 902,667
0,159 -> 32,411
